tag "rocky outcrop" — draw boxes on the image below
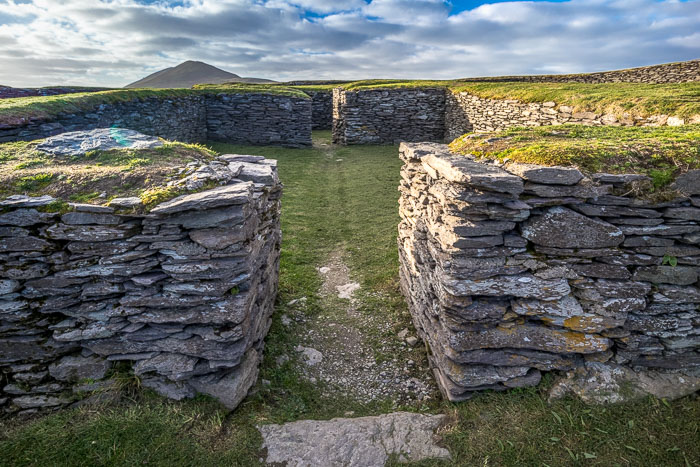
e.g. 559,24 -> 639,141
36,128 -> 164,156
398,142 -> 699,402
332,88 -> 446,145
0,155 -> 282,414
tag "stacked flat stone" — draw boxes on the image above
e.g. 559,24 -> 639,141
305,90 -> 333,130
398,142 -> 699,401
332,88 -> 446,145
0,155 -> 281,414
444,92 -> 696,140
206,93 -> 312,147
0,93 -> 312,147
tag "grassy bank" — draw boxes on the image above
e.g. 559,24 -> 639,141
0,132 -> 697,466
450,124 -> 700,189
0,139 -> 216,206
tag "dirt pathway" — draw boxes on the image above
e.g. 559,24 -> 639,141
281,249 -> 436,404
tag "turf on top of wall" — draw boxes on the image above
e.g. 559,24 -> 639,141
449,124 -> 700,190
0,84 -> 309,126
0,139 -> 217,209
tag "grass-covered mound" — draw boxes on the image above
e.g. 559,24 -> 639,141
0,139 -> 216,207
0,84 -> 309,126
449,124 -> 700,189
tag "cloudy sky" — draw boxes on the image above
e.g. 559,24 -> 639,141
0,0 -> 698,87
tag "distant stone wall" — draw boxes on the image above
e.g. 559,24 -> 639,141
0,93 -> 312,147
0,156 -> 281,414
444,91 -> 697,140
206,94 -> 312,147
0,86 -> 109,99
305,90 -> 333,130
460,59 -> 700,84
332,88 -> 446,145
398,142 -> 700,401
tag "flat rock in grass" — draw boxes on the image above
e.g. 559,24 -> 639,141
422,153 -> 523,195
68,203 -> 115,213
521,206 -> 624,249
150,182 -> 253,215
108,197 -> 142,209
0,195 -> 55,208
505,163 -> 583,185
218,154 -> 266,163
259,412 -> 450,467
12,395 -> 67,409
549,362 -> 700,404
35,128 -> 163,157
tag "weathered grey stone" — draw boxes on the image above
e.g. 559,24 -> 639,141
0,279 -> 20,295
134,353 -> 199,380
48,355 -> 110,382
141,376 -> 195,401
633,266 -> 699,285
523,182 -> 611,198
150,182 -> 253,214
12,395 -> 67,409
36,128 -> 163,156
422,152 -> 524,195
68,203 -> 115,213
0,195 -> 56,208
0,236 -> 53,252
189,349 -> 260,409
0,209 -> 56,227
549,362 -> 700,404
572,263 -> 631,279
440,273 -> 570,300
506,163 -> 583,185
672,170 -> 700,195
108,197 -> 142,208
45,223 -> 138,241
61,212 -> 122,225
521,207 -> 624,248
664,207 -> 700,221
259,412 -> 450,467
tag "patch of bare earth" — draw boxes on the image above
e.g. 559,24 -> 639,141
284,249 -> 438,405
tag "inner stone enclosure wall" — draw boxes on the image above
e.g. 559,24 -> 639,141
332,88 -> 446,145
398,142 -> 699,401
0,157 -> 282,414
0,93 -> 312,147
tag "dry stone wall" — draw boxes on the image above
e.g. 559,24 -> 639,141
0,93 -> 312,147
444,92 -> 695,140
332,88 -> 446,145
0,156 -> 282,414
398,142 -> 700,401
206,94 -> 311,147
305,90 -> 333,130
460,59 -> 700,84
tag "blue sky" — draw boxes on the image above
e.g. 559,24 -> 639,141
0,0 -> 697,87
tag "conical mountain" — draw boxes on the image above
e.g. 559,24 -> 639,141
125,61 -> 274,88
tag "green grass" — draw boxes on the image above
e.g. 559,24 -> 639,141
0,85 -> 308,125
1,131 -> 698,466
450,124 -> 700,190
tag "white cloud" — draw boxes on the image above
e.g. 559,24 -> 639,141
0,0 -> 697,87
